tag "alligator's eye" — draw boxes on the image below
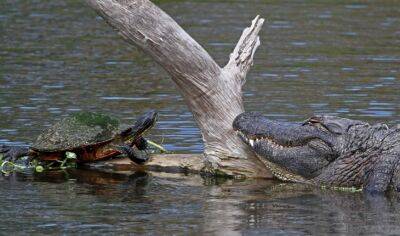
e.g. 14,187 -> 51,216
302,120 -> 331,133
311,121 -> 346,135
314,123 -> 331,132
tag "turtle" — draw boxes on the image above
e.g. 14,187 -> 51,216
0,110 -> 158,165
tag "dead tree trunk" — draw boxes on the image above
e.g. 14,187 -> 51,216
85,0 -> 272,178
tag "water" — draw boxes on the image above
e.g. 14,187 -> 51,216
0,0 -> 399,234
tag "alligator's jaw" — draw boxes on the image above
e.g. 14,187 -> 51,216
236,130 -> 308,183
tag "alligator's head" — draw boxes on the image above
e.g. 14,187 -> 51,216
233,112 -> 368,183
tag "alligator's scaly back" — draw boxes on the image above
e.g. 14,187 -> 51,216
315,124 -> 400,192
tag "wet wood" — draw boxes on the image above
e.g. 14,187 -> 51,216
85,0 -> 272,178
89,154 -> 205,174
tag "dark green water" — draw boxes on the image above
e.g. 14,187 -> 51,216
0,0 -> 399,234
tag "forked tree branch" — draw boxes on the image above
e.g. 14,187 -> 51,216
225,15 -> 264,85
85,0 -> 271,178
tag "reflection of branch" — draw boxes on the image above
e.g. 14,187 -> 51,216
85,0 -> 271,178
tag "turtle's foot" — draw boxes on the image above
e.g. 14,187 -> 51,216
0,145 -> 30,162
116,145 -> 149,165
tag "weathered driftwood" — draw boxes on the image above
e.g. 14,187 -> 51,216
85,0 -> 272,178
87,155 -> 204,174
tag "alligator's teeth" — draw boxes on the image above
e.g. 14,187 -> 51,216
249,139 -> 255,146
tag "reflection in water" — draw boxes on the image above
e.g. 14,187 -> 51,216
0,0 -> 399,234
31,169 -> 152,198
241,184 -> 400,235
1,170 -> 399,235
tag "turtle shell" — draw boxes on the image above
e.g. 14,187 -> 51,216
32,112 -> 121,152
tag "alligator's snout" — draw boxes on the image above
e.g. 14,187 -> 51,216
233,112 -> 326,147
233,112 -> 284,148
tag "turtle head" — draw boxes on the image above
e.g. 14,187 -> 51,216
120,110 -> 158,140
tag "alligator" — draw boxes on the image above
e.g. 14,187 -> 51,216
233,112 -> 400,193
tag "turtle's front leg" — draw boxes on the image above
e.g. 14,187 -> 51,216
116,145 -> 149,165
0,145 -> 30,162
133,136 -> 148,151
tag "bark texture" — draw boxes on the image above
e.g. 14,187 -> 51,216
86,155 -> 204,174
85,0 -> 272,178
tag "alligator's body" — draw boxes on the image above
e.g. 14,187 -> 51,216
233,112 -> 400,193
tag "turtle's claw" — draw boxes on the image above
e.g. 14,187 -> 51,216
0,145 -> 29,162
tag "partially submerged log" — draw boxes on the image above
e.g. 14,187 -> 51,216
85,0 -> 272,178
86,155 -> 204,174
